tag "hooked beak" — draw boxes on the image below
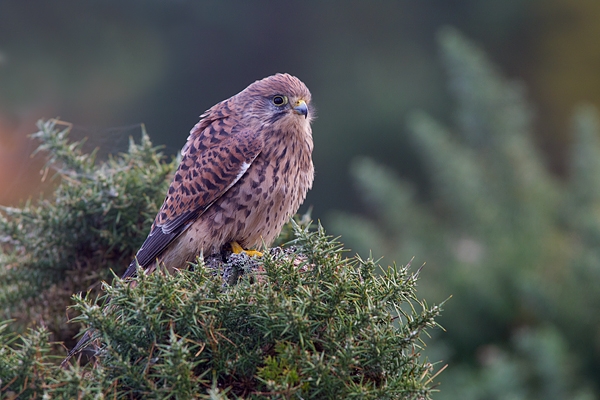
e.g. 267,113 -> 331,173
293,99 -> 308,118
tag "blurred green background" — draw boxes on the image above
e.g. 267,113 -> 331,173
2,1 -> 600,398
4,0 -> 595,212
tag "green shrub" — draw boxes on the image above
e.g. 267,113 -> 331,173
0,120 -> 443,398
0,119 -> 174,344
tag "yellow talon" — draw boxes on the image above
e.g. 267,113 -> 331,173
230,241 -> 263,257
244,249 -> 264,257
230,241 -> 244,254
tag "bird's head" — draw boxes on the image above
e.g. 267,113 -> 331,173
239,73 -> 313,129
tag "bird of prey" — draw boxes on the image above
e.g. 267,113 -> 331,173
62,73 -> 314,366
123,73 -> 314,277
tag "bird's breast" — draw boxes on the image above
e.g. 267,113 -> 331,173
175,119 -> 314,256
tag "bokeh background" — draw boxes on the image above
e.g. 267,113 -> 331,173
2,1 -> 600,398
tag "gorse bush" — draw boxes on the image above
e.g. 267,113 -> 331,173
64,225 -> 442,398
0,226 -> 444,398
0,119 -> 174,343
0,119 -> 443,398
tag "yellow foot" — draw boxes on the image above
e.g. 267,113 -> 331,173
230,241 -> 263,257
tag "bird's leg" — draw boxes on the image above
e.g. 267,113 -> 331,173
230,241 -> 263,257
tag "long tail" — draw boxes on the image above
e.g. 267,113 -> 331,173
60,330 -> 97,368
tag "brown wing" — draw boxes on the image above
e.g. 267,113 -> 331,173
122,109 -> 263,278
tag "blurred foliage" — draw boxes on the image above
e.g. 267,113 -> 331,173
0,119 -> 174,346
0,218 -> 444,397
532,0 -> 600,165
331,28 -> 600,398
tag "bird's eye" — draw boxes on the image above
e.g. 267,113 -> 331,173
272,95 -> 288,107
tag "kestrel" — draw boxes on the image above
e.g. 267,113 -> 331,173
63,74 -> 314,365
122,73 -> 314,278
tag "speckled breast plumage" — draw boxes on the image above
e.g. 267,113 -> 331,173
163,116 -> 314,269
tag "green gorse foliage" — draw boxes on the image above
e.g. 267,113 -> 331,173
0,320 -> 53,398
0,119 -> 174,340
0,224 -> 443,399
0,120 -> 443,398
